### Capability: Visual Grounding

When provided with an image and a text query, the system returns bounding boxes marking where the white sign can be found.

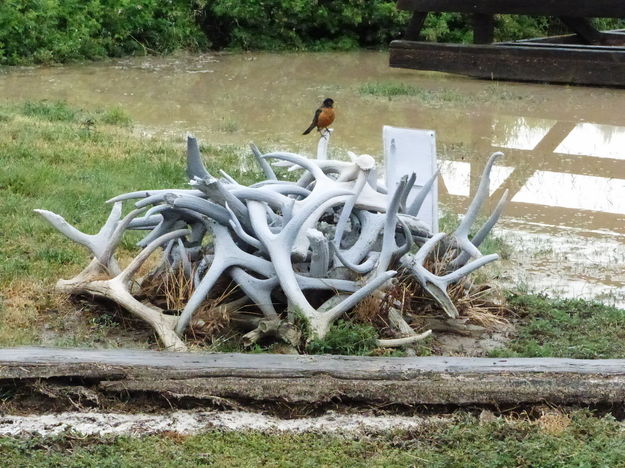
[383,126,438,233]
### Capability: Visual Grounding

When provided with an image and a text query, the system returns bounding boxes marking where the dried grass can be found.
[140,265,195,312]
[412,242,511,327]
[353,294,386,326]
[352,240,511,340]
[0,280,63,345]
[190,283,241,340]
[536,409,572,435]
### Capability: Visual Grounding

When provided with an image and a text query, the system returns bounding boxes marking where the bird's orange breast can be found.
[317,108,335,129]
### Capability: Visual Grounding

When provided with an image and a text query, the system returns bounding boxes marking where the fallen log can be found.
[1,347,624,409]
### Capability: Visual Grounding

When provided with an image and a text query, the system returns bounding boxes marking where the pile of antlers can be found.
[36,136,508,352]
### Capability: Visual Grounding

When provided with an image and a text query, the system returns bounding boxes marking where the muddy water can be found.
[2,51,625,304]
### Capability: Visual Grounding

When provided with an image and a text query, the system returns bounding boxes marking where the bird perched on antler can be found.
[302,98,335,135]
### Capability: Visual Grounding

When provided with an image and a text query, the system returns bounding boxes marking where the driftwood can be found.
[2,347,625,409]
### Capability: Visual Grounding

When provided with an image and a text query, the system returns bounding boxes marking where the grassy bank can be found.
[0,411,623,467]
[0,100,262,348]
[491,294,625,359]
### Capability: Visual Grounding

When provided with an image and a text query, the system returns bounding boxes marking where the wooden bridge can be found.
[389,0,625,86]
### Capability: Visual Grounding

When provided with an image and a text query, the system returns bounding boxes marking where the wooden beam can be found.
[473,13,495,44]
[499,41,625,51]
[559,17,605,45]
[390,40,625,86]
[396,0,625,18]
[500,33,625,47]
[509,30,625,45]
[405,11,428,41]
[2,347,625,408]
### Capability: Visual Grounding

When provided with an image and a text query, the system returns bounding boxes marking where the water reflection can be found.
[450,112,625,306]
[491,116,555,151]
[556,123,625,160]
[512,171,625,215]
[440,161,514,197]
[2,52,625,304]
[442,115,625,216]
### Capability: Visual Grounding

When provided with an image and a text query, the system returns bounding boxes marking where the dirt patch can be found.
[432,327,512,356]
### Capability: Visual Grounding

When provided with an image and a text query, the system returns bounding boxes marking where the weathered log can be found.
[2,347,625,408]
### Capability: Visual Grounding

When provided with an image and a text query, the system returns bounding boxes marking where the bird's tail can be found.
[302,123,315,135]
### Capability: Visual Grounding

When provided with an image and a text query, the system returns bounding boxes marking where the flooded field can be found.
[2,51,625,305]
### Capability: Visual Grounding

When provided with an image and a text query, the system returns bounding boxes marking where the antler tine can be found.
[230,267,280,319]
[399,172,417,213]
[34,201,123,267]
[250,143,277,180]
[470,188,509,249]
[392,218,414,260]
[170,194,230,226]
[333,166,369,248]
[225,202,264,250]
[451,152,503,260]
[375,176,409,277]
[230,187,289,211]
[295,275,359,293]
[219,170,239,185]
[407,168,440,217]
[99,206,148,270]
[176,238,193,278]
[451,188,509,268]
[307,229,331,278]
[118,228,190,286]
[338,211,385,265]
[331,243,380,274]
[191,176,249,224]
[136,206,200,248]
[263,152,326,180]
[186,135,212,180]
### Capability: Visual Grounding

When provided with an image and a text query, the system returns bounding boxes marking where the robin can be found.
[302,98,335,135]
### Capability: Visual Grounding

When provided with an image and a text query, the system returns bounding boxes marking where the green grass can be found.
[306,320,379,356]
[99,106,133,127]
[0,100,264,348]
[359,81,532,108]
[0,411,623,467]
[22,100,78,122]
[491,293,625,359]
[359,82,428,98]
[359,82,467,107]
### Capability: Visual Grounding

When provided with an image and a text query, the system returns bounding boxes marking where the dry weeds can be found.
[535,409,572,435]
